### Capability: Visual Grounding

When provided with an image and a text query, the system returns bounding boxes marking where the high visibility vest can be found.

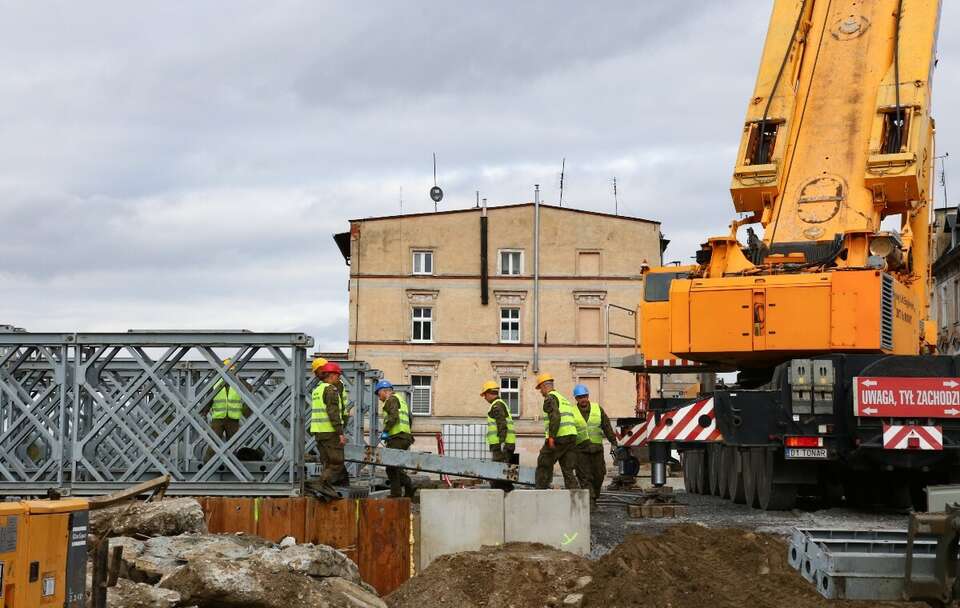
[544,390,578,439]
[587,402,604,445]
[384,394,412,437]
[311,382,342,434]
[211,383,243,420]
[572,404,589,444]
[486,399,517,445]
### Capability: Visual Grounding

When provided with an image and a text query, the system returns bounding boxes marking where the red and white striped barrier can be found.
[618,418,651,447]
[882,424,943,451]
[617,398,722,447]
[644,358,704,368]
[648,397,722,442]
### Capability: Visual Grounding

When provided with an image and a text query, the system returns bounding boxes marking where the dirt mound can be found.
[387,543,591,608]
[581,524,918,608]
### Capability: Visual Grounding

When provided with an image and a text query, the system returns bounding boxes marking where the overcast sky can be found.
[1,2,958,351]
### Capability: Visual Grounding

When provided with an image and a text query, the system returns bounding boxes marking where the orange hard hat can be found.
[535,373,554,388]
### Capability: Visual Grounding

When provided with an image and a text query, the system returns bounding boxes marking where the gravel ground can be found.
[590,488,911,559]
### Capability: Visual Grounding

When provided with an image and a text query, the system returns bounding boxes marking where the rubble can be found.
[254,543,362,584]
[107,578,181,608]
[111,534,271,583]
[158,557,385,608]
[90,497,206,538]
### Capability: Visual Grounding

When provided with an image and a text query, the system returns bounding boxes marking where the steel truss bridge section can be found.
[0,331,380,496]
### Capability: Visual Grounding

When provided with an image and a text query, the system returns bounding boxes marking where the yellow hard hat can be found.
[480,380,499,395]
[311,357,328,373]
[535,372,554,388]
[222,358,233,366]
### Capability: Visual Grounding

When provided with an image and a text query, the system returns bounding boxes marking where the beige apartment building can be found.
[334,202,663,461]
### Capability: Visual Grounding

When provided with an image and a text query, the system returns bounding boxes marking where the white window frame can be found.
[411,307,434,343]
[412,250,434,275]
[499,307,521,343]
[410,375,433,415]
[941,284,950,329]
[499,376,521,417]
[498,249,524,276]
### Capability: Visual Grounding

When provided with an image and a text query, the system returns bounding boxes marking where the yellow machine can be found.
[636,0,940,369]
[0,499,88,608]
[619,0,953,511]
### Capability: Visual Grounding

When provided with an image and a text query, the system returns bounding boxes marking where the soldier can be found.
[533,373,580,490]
[570,385,594,501]
[313,357,351,487]
[572,384,619,507]
[376,380,416,498]
[481,380,516,492]
[201,358,251,462]
[310,361,347,489]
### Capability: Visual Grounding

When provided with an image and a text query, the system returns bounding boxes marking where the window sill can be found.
[410,340,435,345]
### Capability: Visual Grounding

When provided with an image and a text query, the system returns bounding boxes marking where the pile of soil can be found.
[390,525,925,608]
[387,542,590,608]
[581,524,919,608]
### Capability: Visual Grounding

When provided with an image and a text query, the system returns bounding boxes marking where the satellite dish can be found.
[430,186,444,203]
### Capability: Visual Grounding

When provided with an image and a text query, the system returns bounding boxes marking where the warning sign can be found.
[853,376,960,418]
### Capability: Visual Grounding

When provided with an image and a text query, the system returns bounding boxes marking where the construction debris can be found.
[110,534,273,584]
[387,542,591,608]
[90,497,206,539]
[107,578,182,608]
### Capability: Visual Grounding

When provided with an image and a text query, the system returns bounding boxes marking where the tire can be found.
[708,444,722,496]
[682,452,693,493]
[694,450,708,494]
[757,448,797,511]
[743,448,760,508]
[727,447,746,504]
[718,444,732,499]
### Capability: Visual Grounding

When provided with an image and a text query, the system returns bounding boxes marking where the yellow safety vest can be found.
[587,402,603,445]
[384,394,412,437]
[311,382,342,434]
[572,404,589,444]
[544,390,578,439]
[211,382,243,420]
[486,399,517,446]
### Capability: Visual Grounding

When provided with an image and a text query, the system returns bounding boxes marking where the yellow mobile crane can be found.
[620,0,946,509]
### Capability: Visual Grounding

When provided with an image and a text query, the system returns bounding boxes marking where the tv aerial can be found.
[430,153,443,211]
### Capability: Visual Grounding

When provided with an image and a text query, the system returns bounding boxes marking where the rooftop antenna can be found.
[936,152,950,211]
[612,176,619,215]
[475,190,480,209]
[399,186,404,215]
[429,153,443,212]
[558,157,566,207]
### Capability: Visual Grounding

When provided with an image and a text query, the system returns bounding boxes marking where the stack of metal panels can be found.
[789,528,939,600]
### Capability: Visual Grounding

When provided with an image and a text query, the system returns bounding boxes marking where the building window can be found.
[577,306,603,344]
[410,375,432,415]
[954,279,960,325]
[498,250,524,275]
[578,251,601,275]
[941,284,950,329]
[500,376,521,417]
[500,307,520,343]
[412,307,433,342]
[412,250,433,275]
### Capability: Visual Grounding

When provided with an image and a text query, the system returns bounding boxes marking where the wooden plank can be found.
[358,498,410,596]
[310,499,359,564]
[202,497,224,533]
[257,498,307,543]
[219,498,256,535]
[87,475,171,510]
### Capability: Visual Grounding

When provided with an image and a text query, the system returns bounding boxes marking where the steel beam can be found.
[341,445,536,485]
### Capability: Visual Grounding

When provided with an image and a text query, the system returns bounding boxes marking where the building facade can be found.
[933,207,960,355]
[335,203,663,461]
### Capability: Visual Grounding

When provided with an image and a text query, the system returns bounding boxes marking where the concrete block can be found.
[926,484,960,512]
[419,489,504,568]
[504,489,590,556]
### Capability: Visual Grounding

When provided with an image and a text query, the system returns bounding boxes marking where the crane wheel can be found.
[742,448,760,508]
[708,444,722,496]
[726,447,746,504]
[756,447,797,510]
[718,445,732,499]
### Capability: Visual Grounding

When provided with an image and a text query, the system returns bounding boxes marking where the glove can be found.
[379,431,389,442]
[547,437,555,449]
[339,434,347,446]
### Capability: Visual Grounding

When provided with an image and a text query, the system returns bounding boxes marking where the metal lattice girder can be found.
[340,445,537,485]
[0,331,323,495]
[0,341,70,487]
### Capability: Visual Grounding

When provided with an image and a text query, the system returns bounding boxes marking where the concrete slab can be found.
[504,489,590,555]
[419,489,505,568]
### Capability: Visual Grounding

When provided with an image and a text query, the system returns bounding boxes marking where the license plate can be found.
[785,447,828,460]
